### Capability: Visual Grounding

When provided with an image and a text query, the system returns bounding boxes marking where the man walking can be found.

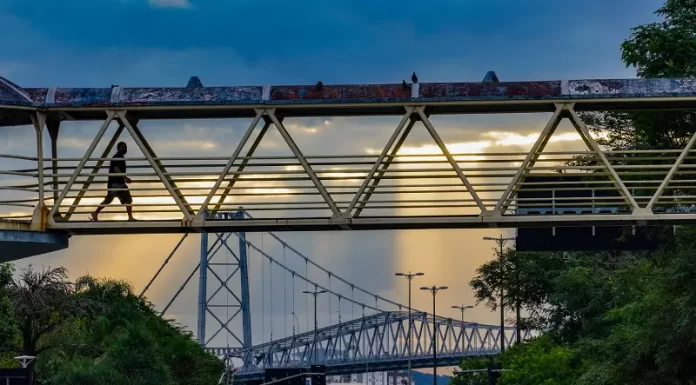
[90,142,136,221]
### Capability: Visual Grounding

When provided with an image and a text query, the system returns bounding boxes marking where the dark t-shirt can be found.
[108,153,126,186]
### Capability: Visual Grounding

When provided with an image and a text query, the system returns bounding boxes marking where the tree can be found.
[0,264,15,352]
[573,227,696,384]
[38,275,224,385]
[450,357,497,385]
[7,266,96,356]
[584,0,696,153]
[498,336,584,385]
[469,249,566,334]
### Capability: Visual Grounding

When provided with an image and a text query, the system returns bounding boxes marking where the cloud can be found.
[147,0,192,8]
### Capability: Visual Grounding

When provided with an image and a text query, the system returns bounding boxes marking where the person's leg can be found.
[91,192,115,220]
[118,186,135,221]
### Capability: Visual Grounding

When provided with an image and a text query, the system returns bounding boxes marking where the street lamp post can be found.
[483,235,515,353]
[395,271,424,385]
[291,312,300,336]
[420,285,448,385]
[451,304,473,353]
[303,288,327,363]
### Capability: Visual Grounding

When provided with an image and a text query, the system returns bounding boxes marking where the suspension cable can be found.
[269,254,273,343]
[328,273,332,326]
[236,233,382,311]
[292,272,296,335]
[351,286,354,321]
[226,235,230,348]
[283,245,287,340]
[261,233,265,343]
[305,259,309,333]
[243,212,417,312]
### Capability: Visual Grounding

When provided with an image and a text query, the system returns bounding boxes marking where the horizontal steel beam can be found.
[1,77,696,124]
[232,355,492,382]
[46,213,696,234]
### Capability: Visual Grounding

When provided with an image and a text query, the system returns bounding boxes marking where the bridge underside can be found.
[232,353,493,382]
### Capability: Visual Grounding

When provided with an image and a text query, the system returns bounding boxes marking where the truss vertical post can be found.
[237,210,253,353]
[198,212,210,345]
[46,119,60,206]
[29,112,47,229]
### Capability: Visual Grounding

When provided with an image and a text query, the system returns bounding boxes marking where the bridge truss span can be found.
[221,310,529,380]
[2,75,696,240]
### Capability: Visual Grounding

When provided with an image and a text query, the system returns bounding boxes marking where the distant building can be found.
[327,370,409,385]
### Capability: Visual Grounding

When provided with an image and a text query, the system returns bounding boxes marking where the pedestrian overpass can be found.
[1,74,696,261]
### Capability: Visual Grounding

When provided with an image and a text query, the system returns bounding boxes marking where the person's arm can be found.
[112,165,132,184]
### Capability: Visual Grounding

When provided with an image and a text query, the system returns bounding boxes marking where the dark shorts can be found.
[103,183,133,205]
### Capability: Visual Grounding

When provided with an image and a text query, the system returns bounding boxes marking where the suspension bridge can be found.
[1,72,696,380]
[138,210,528,382]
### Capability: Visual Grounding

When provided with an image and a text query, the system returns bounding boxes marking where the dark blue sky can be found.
[1,0,663,87]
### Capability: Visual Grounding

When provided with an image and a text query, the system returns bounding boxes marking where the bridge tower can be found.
[197,210,252,354]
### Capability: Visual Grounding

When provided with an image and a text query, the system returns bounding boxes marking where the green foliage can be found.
[469,249,566,331]
[583,0,696,153]
[621,0,696,78]
[449,357,496,385]
[498,336,584,385]
[0,264,15,352]
[0,264,223,385]
[466,226,696,384]
[37,275,224,385]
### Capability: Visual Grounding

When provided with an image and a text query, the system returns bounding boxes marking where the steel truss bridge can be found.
[1,74,696,246]
[221,310,528,381]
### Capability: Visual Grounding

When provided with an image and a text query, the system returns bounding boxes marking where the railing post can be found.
[30,112,47,230]
[198,210,209,345]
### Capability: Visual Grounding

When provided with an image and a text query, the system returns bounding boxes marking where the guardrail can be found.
[2,149,696,224]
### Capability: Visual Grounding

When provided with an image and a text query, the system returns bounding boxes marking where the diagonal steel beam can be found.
[353,115,422,217]
[266,109,342,218]
[345,108,413,216]
[118,111,194,219]
[211,119,274,215]
[494,105,564,214]
[65,122,127,220]
[645,129,696,211]
[49,111,116,218]
[416,107,488,214]
[567,107,640,211]
[199,111,263,215]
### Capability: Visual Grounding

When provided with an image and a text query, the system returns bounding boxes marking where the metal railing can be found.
[3,149,696,223]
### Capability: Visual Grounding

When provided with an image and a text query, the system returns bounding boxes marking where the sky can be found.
[0,0,666,363]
